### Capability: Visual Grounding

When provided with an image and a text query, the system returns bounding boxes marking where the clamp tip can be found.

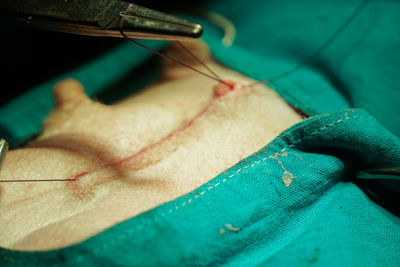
[0,138,9,171]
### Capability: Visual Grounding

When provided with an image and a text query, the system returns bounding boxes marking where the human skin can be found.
[0,41,304,250]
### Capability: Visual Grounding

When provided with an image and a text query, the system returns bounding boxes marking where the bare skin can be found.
[0,41,304,251]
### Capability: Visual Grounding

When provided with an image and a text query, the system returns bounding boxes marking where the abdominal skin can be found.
[67,80,247,199]
[0,43,304,250]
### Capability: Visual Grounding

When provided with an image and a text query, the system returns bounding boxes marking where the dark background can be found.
[0,0,207,106]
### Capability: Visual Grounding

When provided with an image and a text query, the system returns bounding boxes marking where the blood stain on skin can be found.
[67,171,95,199]
[68,178,95,200]
[214,80,237,97]
[73,171,90,181]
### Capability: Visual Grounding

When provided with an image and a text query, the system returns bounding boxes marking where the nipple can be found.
[214,80,244,97]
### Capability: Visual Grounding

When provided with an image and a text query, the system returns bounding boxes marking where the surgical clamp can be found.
[0,0,203,40]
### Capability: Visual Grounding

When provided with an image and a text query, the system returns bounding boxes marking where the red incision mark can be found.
[73,171,90,181]
[68,171,98,199]
[214,80,237,97]
[62,84,227,186]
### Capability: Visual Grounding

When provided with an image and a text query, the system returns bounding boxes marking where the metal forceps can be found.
[0,0,203,171]
[0,139,8,171]
[0,0,203,40]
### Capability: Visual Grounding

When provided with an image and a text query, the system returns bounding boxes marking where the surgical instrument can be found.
[0,0,203,40]
[0,139,8,171]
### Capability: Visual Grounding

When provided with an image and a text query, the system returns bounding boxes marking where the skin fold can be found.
[0,40,304,251]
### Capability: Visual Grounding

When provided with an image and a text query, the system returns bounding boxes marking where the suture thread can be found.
[119,4,229,86]
[248,0,369,87]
